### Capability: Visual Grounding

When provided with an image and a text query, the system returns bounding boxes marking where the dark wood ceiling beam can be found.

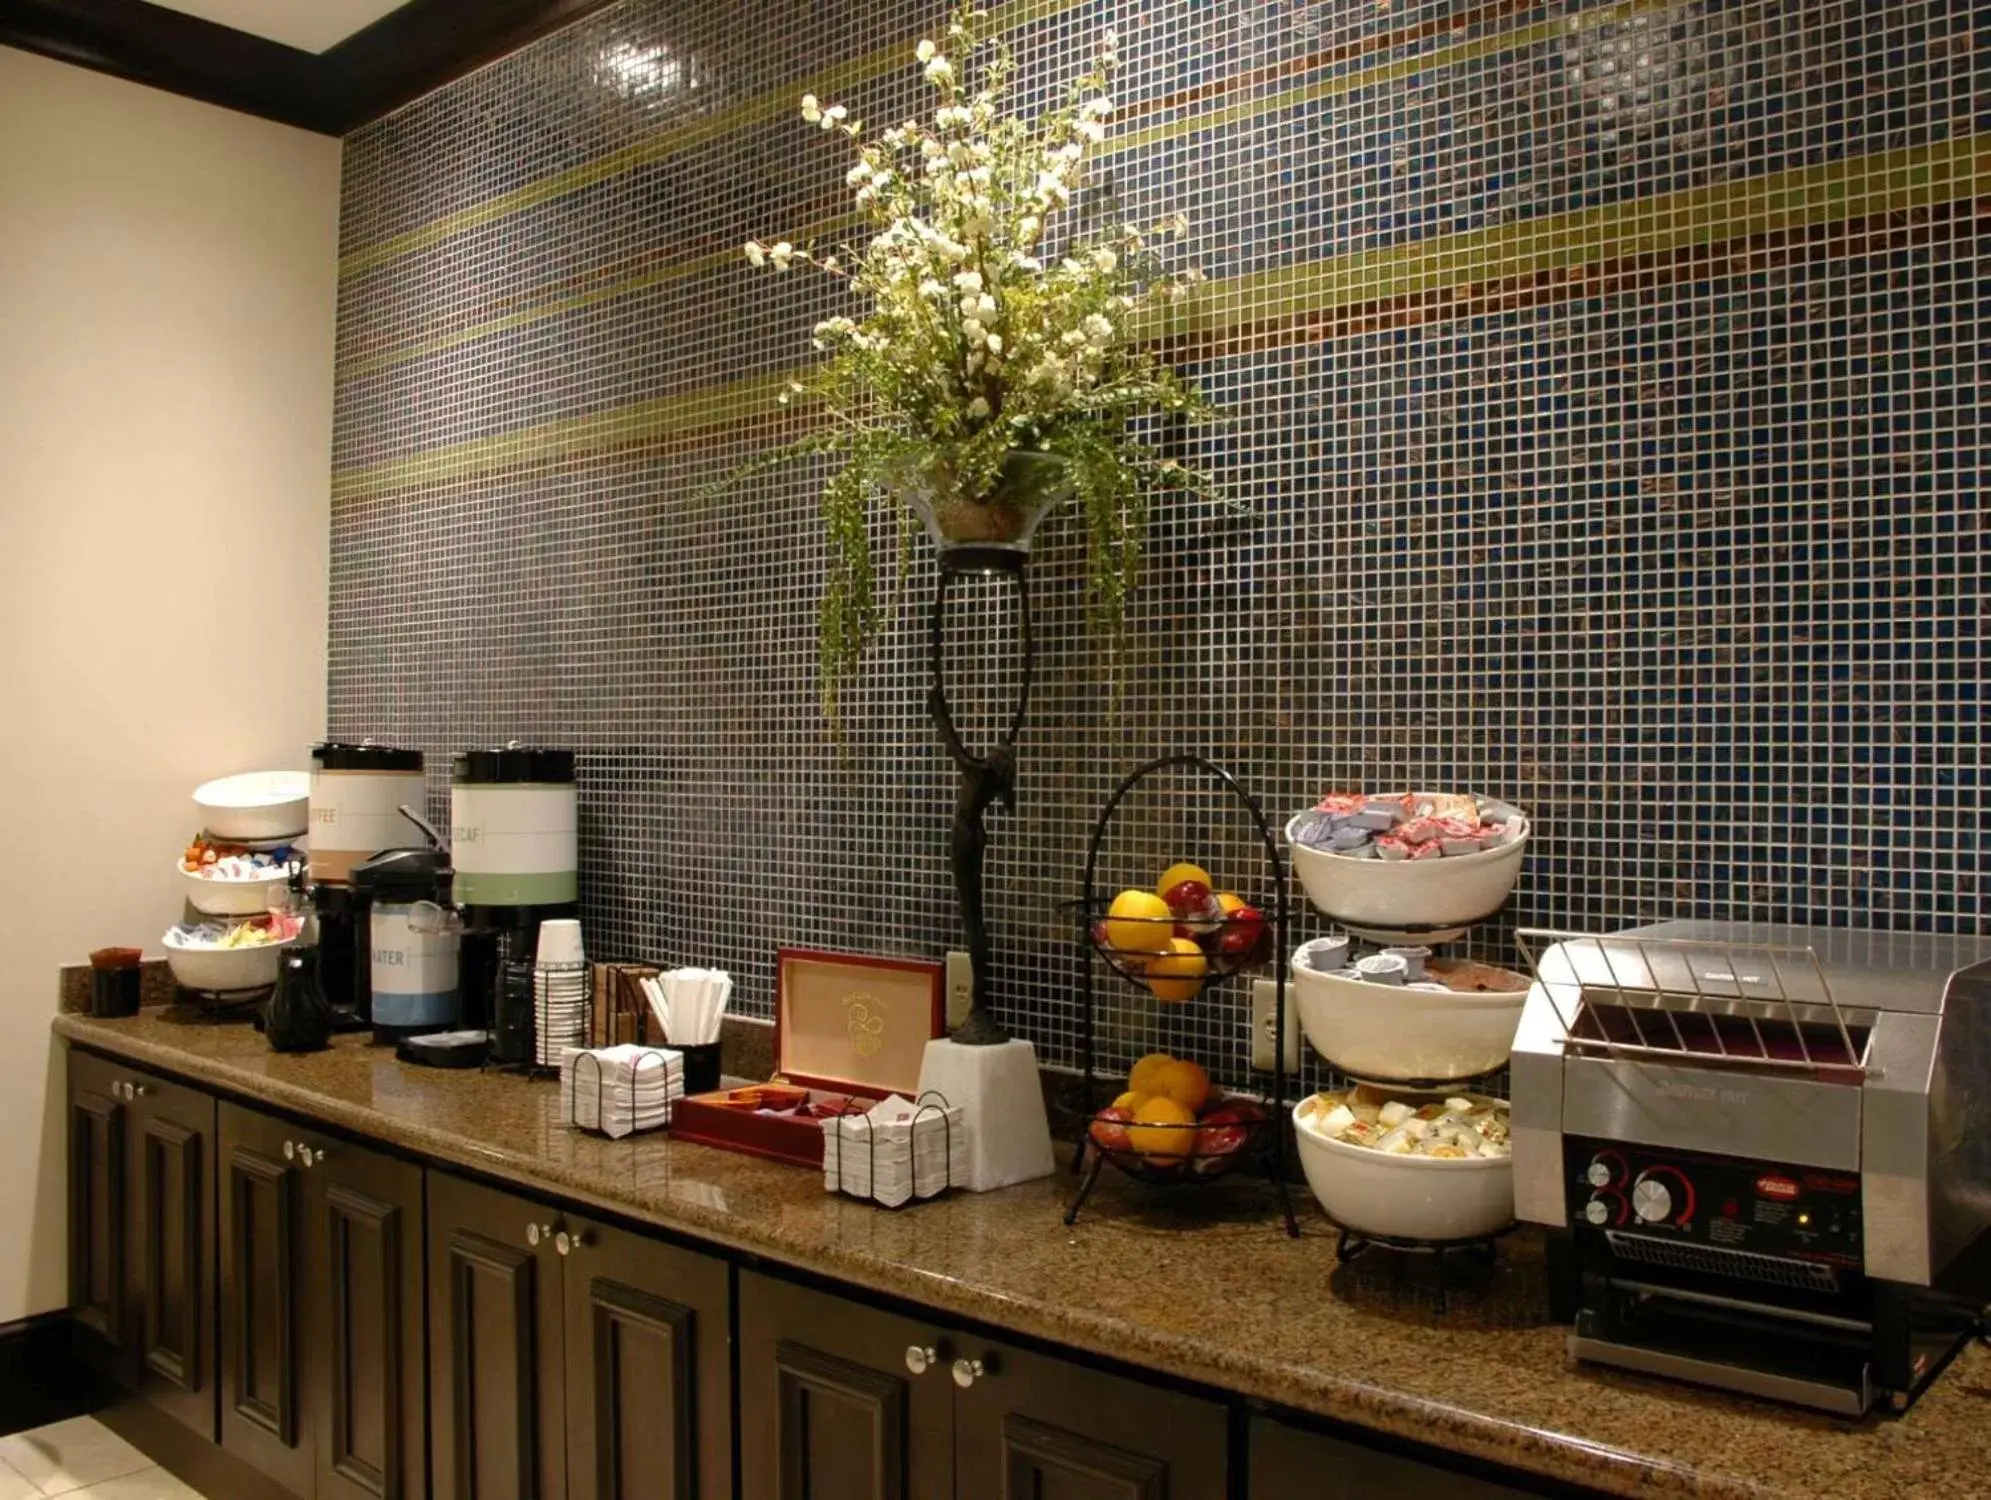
[0,0,621,137]
[0,0,335,131]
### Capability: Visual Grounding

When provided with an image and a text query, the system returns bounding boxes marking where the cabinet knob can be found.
[132,1084,150,1098]
[527,1222,555,1248]
[283,1141,297,1161]
[951,1357,986,1389]
[905,1345,938,1376]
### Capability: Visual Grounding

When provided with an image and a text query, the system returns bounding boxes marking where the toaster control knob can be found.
[1586,1159,1612,1188]
[1584,1198,1610,1226]
[1632,1176,1674,1224]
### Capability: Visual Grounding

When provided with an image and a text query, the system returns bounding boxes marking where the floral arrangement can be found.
[739,3,1216,720]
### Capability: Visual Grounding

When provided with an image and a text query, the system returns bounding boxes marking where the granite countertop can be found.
[52,1012,1991,1500]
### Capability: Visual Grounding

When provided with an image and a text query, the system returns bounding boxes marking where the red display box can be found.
[670,948,944,1170]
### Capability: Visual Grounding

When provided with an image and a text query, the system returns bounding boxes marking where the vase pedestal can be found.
[918,1038,1055,1192]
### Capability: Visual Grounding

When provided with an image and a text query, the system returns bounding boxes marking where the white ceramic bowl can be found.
[194,771,309,842]
[1292,1096,1515,1241]
[176,857,294,917]
[1291,940,1527,1084]
[1285,800,1529,943]
[162,926,293,992]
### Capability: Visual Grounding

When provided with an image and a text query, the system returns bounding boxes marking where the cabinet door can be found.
[737,1270,952,1500]
[67,1051,129,1357]
[219,1104,311,1496]
[952,1337,1228,1500]
[128,1071,219,1440]
[307,1129,426,1500]
[428,1172,567,1500]
[562,1217,730,1500]
[1249,1416,1536,1499]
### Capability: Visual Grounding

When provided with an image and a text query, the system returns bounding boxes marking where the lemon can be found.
[1127,1053,1175,1096]
[1150,1058,1211,1113]
[1144,936,1209,1003]
[1111,1089,1149,1112]
[1104,889,1174,955]
[1128,1097,1197,1163]
[1156,862,1213,897]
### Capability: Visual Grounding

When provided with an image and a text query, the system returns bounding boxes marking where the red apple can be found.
[1192,1106,1251,1173]
[1089,1106,1136,1157]
[1218,903,1267,961]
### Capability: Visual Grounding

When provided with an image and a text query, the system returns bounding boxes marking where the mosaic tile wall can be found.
[330,0,1989,1099]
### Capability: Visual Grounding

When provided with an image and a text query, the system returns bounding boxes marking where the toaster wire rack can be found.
[1514,929,1872,1078]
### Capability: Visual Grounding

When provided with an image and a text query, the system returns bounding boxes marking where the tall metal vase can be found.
[917,451,1068,1045]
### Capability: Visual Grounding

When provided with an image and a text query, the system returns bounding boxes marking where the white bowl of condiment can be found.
[1285,797,1529,943]
[1291,939,1529,1084]
[162,921,297,992]
[176,854,296,917]
[1293,1090,1515,1241]
[194,771,309,842]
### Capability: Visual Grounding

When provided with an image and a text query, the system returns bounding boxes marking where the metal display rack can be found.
[1066,754,1299,1236]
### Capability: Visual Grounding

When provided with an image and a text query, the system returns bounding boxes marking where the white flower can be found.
[820,104,848,130]
[743,240,766,267]
[1034,171,1070,205]
[822,256,841,274]
[919,278,946,298]
[847,161,872,185]
[985,332,1004,356]
[1018,215,1040,241]
[1014,255,1042,272]
[966,350,985,374]
[916,38,937,63]
[968,396,991,420]
[962,319,987,346]
[800,93,821,122]
[952,270,983,293]
[1082,313,1113,343]
[1056,142,1084,165]
[1077,120,1105,143]
[770,242,796,271]
[973,294,997,320]
[1082,96,1115,122]
[1092,247,1117,272]
[925,56,955,85]
[1060,329,1087,349]
[1162,211,1190,237]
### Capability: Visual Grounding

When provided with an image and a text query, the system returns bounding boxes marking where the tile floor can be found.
[0,1417,203,1499]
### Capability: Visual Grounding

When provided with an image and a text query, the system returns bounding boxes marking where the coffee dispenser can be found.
[307,740,426,1028]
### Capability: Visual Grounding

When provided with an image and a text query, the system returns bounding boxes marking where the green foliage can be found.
[740,2,1218,722]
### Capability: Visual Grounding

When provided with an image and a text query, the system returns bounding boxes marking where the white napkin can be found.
[560,1045,684,1139]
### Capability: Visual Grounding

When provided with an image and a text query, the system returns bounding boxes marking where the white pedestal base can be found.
[917,1038,1055,1192]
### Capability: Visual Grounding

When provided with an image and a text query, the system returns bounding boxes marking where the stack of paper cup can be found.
[533,919,590,1066]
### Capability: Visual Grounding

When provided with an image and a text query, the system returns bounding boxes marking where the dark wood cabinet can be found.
[68,1051,219,1441]
[953,1335,1226,1500]
[218,1103,426,1500]
[427,1175,733,1500]
[742,1272,1224,1500]
[311,1135,426,1500]
[68,1051,129,1354]
[430,1174,563,1500]
[738,1270,953,1500]
[1250,1415,1537,1498]
[562,1215,731,1500]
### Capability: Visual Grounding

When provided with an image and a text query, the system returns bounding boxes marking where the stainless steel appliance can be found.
[1512,920,1991,1414]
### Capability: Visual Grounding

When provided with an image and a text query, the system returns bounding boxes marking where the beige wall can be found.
[0,48,339,1321]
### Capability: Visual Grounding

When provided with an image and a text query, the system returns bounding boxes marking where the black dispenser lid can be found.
[452,744,575,784]
[313,740,424,772]
[349,847,453,901]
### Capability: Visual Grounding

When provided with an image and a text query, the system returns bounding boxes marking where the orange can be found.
[1111,1089,1149,1112]
[1150,1059,1212,1113]
[1156,862,1213,897]
[1127,1097,1197,1162]
[1127,1053,1174,1096]
[1104,889,1174,955]
[1144,936,1209,1003]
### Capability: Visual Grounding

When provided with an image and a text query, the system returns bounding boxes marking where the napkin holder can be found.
[561,1046,680,1138]
[823,1092,964,1207]
[671,949,943,1169]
